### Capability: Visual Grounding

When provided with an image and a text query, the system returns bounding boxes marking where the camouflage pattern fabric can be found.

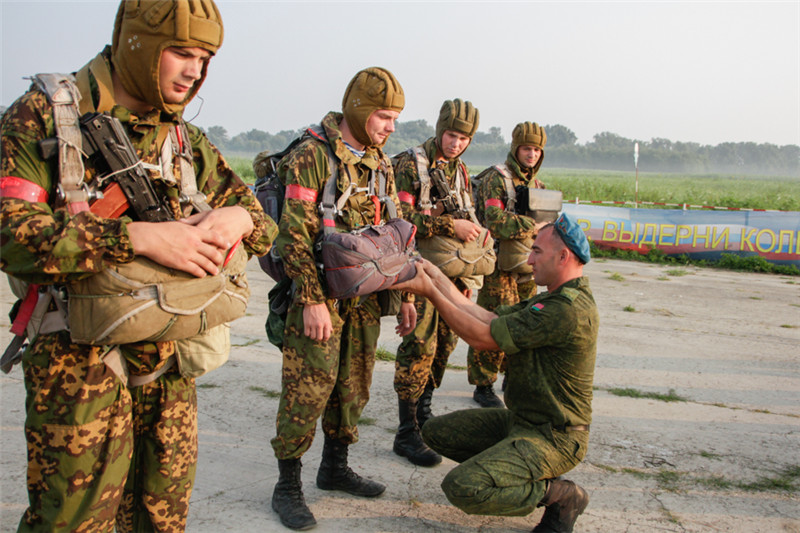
[421,277,598,516]
[1,49,276,532]
[467,269,536,386]
[271,294,382,458]
[393,139,472,399]
[469,152,544,387]
[271,112,401,459]
[394,295,458,399]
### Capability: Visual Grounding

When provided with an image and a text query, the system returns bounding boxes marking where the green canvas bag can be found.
[67,245,250,345]
[416,228,496,278]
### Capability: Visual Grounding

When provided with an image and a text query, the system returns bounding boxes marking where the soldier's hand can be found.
[392,262,431,296]
[395,301,417,336]
[303,302,333,342]
[181,206,254,245]
[128,221,227,277]
[454,219,481,243]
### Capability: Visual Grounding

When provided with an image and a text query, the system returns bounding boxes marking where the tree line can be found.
[204,121,799,176]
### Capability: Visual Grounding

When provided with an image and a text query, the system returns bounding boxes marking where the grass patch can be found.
[699,450,722,460]
[607,387,688,402]
[248,385,280,399]
[197,383,220,389]
[446,363,467,371]
[739,465,800,492]
[612,464,800,494]
[623,305,636,312]
[232,338,260,347]
[608,272,625,282]
[656,275,670,281]
[375,346,396,362]
[358,417,377,426]
[780,324,797,329]
[665,268,690,277]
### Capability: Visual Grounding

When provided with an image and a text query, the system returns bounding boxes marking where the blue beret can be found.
[554,213,591,264]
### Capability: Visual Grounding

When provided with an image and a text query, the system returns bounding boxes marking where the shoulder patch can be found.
[530,302,544,311]
[561,287,580,301]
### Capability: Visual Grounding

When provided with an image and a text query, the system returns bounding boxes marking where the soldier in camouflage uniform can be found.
[391,99,482,467]
[270,67,415,531]
[0,1,277,532]
[395,213,597,533]
[468,122,548,408]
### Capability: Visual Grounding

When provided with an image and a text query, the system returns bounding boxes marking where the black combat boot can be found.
[416,379,435,428]
[473,384,504,408]
[393,397,442,467]
[531,479,590,533]
[272,458,317,531]
[316,435,385,497]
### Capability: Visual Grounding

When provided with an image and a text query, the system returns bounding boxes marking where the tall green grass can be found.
[538,168,800,211]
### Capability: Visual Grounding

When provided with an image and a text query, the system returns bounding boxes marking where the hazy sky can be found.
[2,1,799,147]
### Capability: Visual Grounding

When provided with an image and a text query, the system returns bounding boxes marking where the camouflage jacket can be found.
[275,111,402,306]
[477,152,544,242]
[0,48,277,286]
[393,137,471,239]
[490,276,598,428]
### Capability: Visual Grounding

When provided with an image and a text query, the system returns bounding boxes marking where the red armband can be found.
[485,198,505,210]
[285,184,319,203]
[0,176,49,203]
[397,191,415,206]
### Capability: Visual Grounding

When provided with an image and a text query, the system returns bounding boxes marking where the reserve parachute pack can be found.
[404,146,495,281]
[473,164,563,274]
[1,73,247,380]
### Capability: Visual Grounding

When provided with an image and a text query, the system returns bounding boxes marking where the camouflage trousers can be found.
[271,293,381,460]
[393,295,459,401]
[467,270,536,386]
[17,331,197,533]
[421,408,588,517]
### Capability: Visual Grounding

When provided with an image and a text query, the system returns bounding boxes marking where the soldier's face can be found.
[159,46,211,104]
[516,145,542,169]
[366,109,400,146]
[528,226,563,287]
[439,130,471,160]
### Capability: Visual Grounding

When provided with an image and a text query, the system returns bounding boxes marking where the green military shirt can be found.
[477,152,544,242]
[275,111,401,306]
[490,276,598,428]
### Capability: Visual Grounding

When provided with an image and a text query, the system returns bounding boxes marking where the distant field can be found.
[537,168,800,212]
[229,157,799,212]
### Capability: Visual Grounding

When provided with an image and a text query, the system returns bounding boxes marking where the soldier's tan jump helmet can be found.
[342,67,405,148]
[435,98,479,157]
[511,122,547,173]
[111,0,224,114]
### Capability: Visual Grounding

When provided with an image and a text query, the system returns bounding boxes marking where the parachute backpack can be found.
[0,73,247,381]
[253,125,334,281]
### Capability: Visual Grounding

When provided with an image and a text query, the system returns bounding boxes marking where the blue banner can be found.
[562,204,800,267]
